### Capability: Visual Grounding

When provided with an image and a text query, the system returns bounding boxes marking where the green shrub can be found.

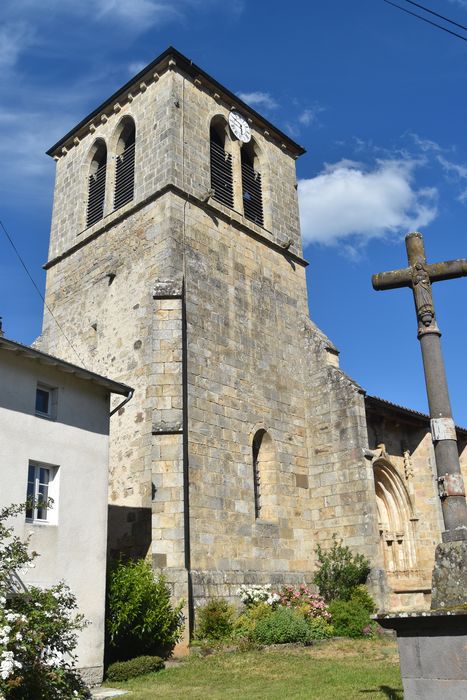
[106,655,164,681]
[313,536,371,602]
[195,599,235,641]
[106,559,184,661]
[253,607,314,645]
[328,587,375,638]
[349,585,376,614]
[307,616,334,640]
[234,601,273,638]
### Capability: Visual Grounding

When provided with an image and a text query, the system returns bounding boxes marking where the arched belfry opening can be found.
[86,140,107,228]
[210,117,234,208]
[252,429,276,520]
[373,460,417,577]
[241,139,264,227]
[114,118,136,210]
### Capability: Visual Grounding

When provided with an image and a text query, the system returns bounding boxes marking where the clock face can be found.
[229,111,251,143]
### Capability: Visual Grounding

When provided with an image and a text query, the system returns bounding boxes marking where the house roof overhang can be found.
[0,336,133,397]
[365,394,467,438]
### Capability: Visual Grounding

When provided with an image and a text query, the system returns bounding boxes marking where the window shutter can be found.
[114,140,135,210]
[210,139,234,208]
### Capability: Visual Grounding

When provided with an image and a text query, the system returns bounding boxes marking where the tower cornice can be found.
[46,46,306,160]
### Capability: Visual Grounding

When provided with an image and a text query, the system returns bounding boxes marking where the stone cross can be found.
[372,232,467,542]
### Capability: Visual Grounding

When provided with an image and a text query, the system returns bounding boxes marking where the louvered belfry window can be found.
[241,143,264,227]
[210,123,234,208]
[86,142,107,228]
[114,120,136,211]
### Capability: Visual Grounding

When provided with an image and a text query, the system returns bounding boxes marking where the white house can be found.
[0,336,132,684]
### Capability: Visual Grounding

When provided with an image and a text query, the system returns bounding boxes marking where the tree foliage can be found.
[106,559,184,661]
[313,535,371,602]
[0,503,90,699]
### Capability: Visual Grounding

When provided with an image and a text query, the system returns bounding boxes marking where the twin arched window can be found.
[210,116,264,227]
[86,117,136,229]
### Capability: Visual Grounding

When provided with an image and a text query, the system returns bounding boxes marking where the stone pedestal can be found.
[431,540,467,609]
[377,611,467,700]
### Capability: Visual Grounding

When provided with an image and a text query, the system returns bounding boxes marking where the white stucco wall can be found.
[0,351,112,684]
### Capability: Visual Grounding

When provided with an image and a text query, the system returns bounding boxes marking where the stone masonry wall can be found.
[304,326,381,570]
[178,196,314,600]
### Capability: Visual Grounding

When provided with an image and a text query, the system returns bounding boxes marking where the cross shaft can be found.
[372,232,467,541]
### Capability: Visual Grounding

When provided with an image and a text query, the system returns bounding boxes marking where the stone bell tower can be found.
[39,47,382,626]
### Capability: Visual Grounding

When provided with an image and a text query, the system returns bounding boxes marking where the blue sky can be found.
[1,0,467,425]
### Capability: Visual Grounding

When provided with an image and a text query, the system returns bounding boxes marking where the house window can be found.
[26,463,57,522]
[35,384,57,419]
[241,140,264,227]
[210,118,234,208]
[87,140,107,228]
[114,118,136,211]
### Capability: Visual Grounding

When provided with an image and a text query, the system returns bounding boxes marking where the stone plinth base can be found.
[79,664,104,687]
[431,540,467,609]
[377,611,467,700]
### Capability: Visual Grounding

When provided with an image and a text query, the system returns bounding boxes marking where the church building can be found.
[37,47,467,633]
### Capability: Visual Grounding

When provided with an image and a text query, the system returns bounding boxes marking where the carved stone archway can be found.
[372,450,418,578]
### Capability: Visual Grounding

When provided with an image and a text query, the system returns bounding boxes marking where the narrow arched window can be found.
[252,429,275,520]
[252,430,264,519]
[87,140,107,228]
[210,119,234,208]
[114,118,136,210]
[241,140,263,227]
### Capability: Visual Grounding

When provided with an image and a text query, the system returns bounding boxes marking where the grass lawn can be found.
[104,638,403,699]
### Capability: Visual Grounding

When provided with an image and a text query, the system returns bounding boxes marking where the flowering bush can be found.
[236,584,275,608]
[277,584,332,622]
[0,503,90,699]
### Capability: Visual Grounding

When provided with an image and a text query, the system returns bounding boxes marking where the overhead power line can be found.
[403,0,467,32]
[383,0,467,43]
[0,219,86,367]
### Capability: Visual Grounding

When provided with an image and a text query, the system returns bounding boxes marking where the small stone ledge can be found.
[153,279,183,299]
[152,420,183,434]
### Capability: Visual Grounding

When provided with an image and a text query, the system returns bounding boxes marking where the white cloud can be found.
[410,133,444,154]
[298,105,324,127]
[437,155,467,179]
[298,109,315,126]
[2,0,242,32]
[95,0,181,28]
[237,91,278,110]
[298,159,438,247]
[0,22,34,70]
[128,61,147,75]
